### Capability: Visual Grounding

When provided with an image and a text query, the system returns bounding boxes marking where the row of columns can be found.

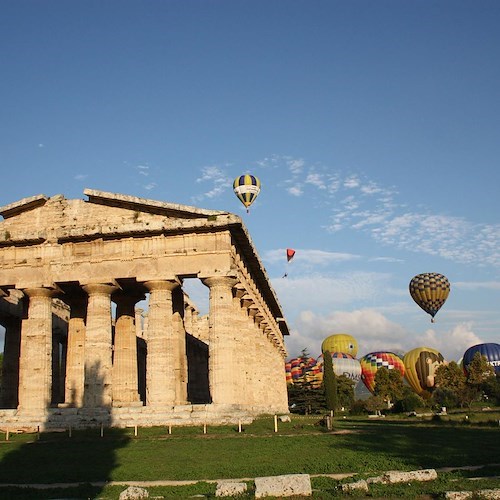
[5,275,287,416]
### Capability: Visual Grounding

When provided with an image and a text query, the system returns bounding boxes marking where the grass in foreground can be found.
[0,413,498,498]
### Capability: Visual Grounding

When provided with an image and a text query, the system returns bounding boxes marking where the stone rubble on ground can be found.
[254,473,312,498]
[367,468,438,484]
[215,480,248,497]
[119,485,149,499]
[445,490,500,499]
[341,479,369,492]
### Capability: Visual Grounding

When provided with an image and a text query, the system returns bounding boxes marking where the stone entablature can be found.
[0,190,289,429]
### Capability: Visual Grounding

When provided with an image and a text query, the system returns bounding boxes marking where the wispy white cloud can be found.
[259,154,500,268]
[136,165,149,176]
[74,174,88,181]
[264,248,360,265]
[287,185,303,197]
[192,165,233,202]
[344,175,360,189]
[143,182,157,190]
[305,172,326,189]
[454,281,500,290]
[272,272,396,319]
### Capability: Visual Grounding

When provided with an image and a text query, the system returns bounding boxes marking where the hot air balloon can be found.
[409,272,450,322]
[360,351,405,393]
[317,352,362,383]
[321,334,358,357]
[286,356,317,385]
[403,347,445,395]
[233,174,261,212]
[463,343,500,375]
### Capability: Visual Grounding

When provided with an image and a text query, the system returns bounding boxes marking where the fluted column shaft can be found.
[113,293,142,405]
[64,296,87,407]
[144,280,178,407]
[17,287,56,414]
[82,283,116,408]
[203,276,238,405]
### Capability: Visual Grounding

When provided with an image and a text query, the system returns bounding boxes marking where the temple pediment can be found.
[0,189,241,244]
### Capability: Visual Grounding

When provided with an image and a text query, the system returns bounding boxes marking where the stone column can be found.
[144,280,179,407]
[112,293,143,406]
[82,283,117,408]
[17,287,57,415]
[234,289,252,405]
[172,286,188,405]
[0,315,22,408]
[63,295,87,407]
[202,276,239,406]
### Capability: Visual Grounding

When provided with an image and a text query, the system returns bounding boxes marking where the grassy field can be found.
[0,411,499,498]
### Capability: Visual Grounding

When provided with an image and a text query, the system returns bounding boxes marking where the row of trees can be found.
[287,350,500,415]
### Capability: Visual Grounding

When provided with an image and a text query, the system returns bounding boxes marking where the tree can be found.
[433,361,468,408]
[373,367,404,407]
[364,395,386,415]
[466,351,495,386]
[434,362,466,391]
[336,375,355,410]
[463,352,496,406]
[287,383,325,415]
[393,386,426,413]
[323,350,337,413]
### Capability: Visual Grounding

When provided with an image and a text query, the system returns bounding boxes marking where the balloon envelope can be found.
[285,356,317,385]
[409,272,450,320]
[360,351,405,393]
[317,352,362,383]
[463,343,500,375]
[233,174,261,210]
[321,334,358,357]
[403,347,445,395]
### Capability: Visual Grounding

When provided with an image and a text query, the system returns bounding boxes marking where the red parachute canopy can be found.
[286,248,296,262]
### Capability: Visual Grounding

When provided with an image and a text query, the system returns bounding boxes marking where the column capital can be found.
[143,279,181,292]
[23,286,59,299]
[202,276,239,289]
[82,283,118,296]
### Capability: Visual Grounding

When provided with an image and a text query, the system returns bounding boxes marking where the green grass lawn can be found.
[0,413,499,498]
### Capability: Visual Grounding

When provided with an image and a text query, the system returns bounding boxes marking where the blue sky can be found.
[1,0,499,362]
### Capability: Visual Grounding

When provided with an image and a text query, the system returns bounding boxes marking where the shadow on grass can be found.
[0,362,131,499]
[333,419,500,470]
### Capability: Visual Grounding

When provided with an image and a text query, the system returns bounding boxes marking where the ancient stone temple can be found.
[0,189,289,429]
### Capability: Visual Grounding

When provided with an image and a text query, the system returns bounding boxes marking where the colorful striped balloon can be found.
[360,351,405,393]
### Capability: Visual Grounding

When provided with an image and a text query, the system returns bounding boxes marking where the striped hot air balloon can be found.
[233,174,261,212]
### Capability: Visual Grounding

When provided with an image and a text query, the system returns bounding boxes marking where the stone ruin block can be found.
[254,473,312,498]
